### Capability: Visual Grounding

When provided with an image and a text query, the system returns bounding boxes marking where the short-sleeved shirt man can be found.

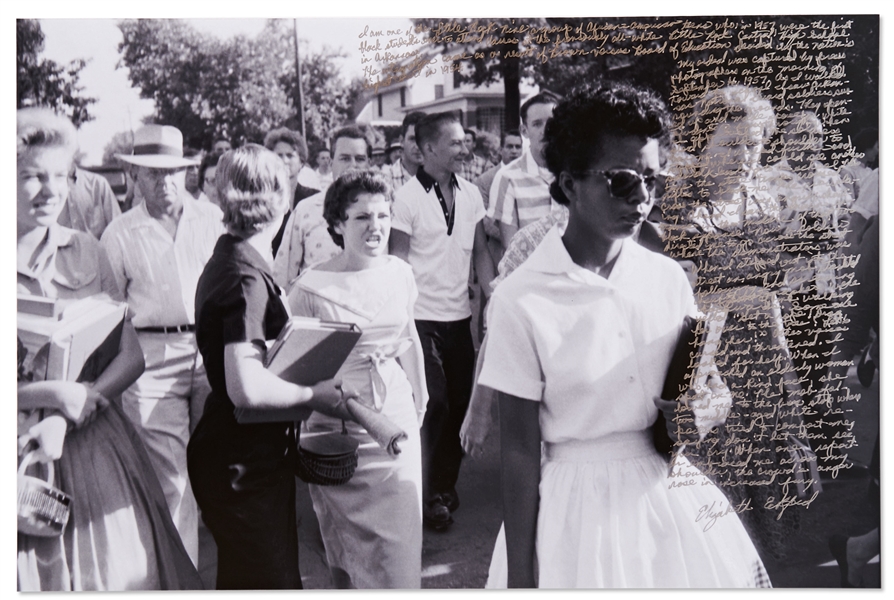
[392,168,486,322]
[459,154,490,183]
[272,190,343,289]
[100,194,225,328]
[478,227,696,444]
[487,149,554,231]
[58,168,122,240]
[382,158,414,194]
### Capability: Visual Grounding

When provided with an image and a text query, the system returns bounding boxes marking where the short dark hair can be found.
[198,152,220,189]
[463,128,476,141]
[401,111,427,139]
[543,82,670,205]
[330,126,371,158]
[415,112,460,150]
[501,129,522,146]
[323,169,393,249]
[263,127,309,162]
[520,91,561,125]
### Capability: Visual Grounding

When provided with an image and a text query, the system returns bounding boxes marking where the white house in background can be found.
[356,48,538,135]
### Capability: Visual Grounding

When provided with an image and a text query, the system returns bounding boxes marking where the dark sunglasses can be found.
[581,169,667,200]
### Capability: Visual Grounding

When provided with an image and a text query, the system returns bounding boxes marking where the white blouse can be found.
[478,227,697,444]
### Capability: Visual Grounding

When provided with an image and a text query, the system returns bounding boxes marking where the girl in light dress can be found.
[287,169,428,588]
[478,84,770,588]
[16,107,202,591]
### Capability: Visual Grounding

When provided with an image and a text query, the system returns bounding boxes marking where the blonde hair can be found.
[17,107,77,159]
[686,86,776,156]
[215,144,291,238]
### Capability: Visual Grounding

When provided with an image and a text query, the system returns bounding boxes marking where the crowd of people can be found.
[16,73,879,590]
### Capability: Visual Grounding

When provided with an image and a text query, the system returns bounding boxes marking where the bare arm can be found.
[473,221,496,300]
[223,341,353,420]
[90,322,145,400]
[389,229,411,263]
[18,380,108,426]
[500,391,541,588]
[498,222,519,253]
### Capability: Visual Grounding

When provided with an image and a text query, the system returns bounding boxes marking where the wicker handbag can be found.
[17,451,72,537]
[294,426,359,486]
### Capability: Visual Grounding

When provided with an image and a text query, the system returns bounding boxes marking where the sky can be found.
[38,17,411,165]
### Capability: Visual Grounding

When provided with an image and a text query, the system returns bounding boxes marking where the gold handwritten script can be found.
[357,16,873,529]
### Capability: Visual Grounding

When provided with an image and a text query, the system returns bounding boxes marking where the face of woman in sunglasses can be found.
[562,135,661,244]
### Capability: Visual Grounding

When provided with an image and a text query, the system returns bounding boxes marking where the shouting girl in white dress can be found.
[288,170,428,588]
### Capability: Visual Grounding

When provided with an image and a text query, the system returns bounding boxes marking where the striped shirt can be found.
[487,149,554,230]
[100,195,225,328]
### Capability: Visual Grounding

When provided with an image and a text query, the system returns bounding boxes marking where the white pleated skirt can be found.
[486,430,770,589]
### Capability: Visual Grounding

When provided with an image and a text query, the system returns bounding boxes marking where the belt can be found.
[135,324,196,334]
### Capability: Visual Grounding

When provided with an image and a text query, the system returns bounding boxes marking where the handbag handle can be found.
[17,450,55,487]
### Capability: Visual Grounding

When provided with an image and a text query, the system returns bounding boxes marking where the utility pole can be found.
[293,19,306,136]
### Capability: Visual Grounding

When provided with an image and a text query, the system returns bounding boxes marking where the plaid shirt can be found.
[459,154,490,183]
[381,159,414,194]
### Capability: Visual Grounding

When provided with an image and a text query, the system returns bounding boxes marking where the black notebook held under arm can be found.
[233,316,363,424]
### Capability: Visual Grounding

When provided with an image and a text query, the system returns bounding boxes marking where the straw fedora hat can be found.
[117,125,199,169]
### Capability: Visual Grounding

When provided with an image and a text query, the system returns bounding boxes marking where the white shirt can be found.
[297,165,321,190]
[392,170,486,322]
[100,195,225,328]
[478,227,696,444]
[273,189,342,289]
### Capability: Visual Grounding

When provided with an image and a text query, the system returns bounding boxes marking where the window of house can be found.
[377,94,383,117]
[400,87,406,107]
[434,85,444,99]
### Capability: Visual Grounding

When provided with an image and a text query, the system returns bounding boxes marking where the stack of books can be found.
[17,294,127,383]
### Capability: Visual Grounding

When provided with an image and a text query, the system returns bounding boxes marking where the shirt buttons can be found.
[628,376,636,383]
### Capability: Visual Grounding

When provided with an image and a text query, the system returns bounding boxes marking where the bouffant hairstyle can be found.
[215,144,291,238]
[323,169,393,249]
[543,82,671,205]
[263,127,309,162]
[17,107,78,159]
[685,85,776,157]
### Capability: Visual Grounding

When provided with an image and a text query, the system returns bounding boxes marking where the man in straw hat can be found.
[100,124,226,569]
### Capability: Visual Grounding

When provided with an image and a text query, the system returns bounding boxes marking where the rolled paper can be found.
[346,398,408,456]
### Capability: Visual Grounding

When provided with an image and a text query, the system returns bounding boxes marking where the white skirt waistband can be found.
[543,430,656,463]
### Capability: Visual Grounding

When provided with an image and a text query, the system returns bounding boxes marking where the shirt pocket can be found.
[51,262,98,293]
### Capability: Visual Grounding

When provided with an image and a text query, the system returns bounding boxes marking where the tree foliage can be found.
[411,16,878,142]
[17,19,96,127]
[117,19,364,151]
[101,130,135,166]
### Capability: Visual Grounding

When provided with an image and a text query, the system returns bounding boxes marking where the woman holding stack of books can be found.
[16,107,202,590]
[187,144,355,590]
